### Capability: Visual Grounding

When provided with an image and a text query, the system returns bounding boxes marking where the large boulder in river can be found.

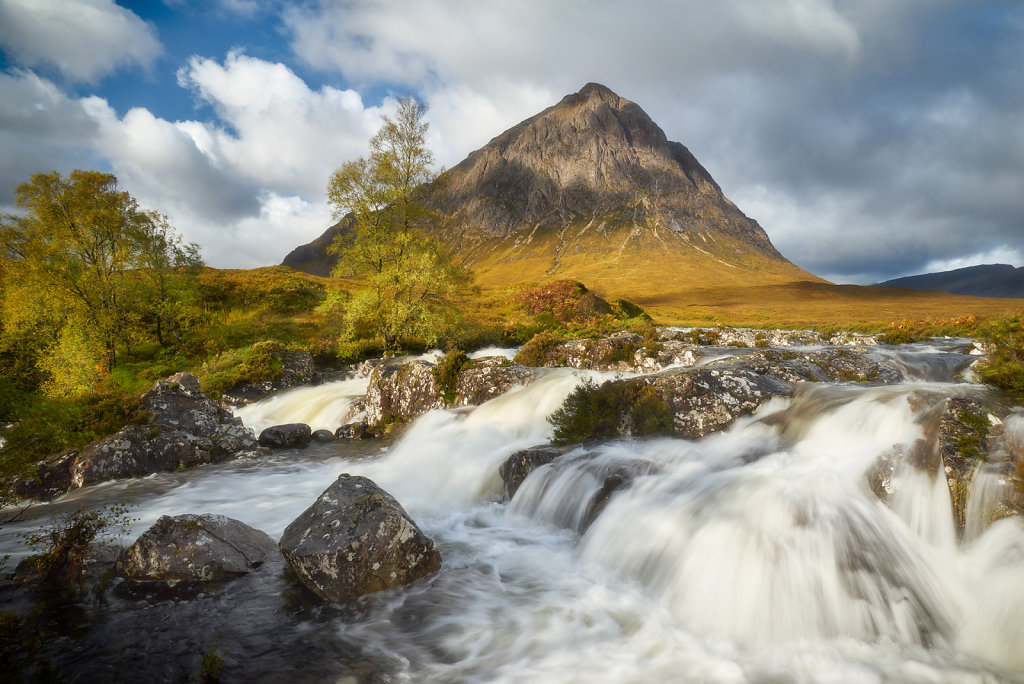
[363,356,535,424]
[364,361,446,425]
[279,474,442,603]
[116,514,276,582]
[13,373,258,501]
[258,423,312,448]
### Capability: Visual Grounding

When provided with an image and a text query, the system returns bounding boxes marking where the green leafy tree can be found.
[0,170,202,395]
[326,97,469,353]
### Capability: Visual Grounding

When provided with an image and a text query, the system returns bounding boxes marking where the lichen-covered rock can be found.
[363,357,536,425]
[715,348,904,385]
[13,373,257,501]
[515,332,699,373]
[659,326,878,348]
[551,366,792,444]
[278,474,442,603]
[649,367,793,438]
[453,357,534,406]
[364,361,446,425]
[866,393,1020,534]
[221,349,318,407]
[258,423,312,449]
[116,514,276,582]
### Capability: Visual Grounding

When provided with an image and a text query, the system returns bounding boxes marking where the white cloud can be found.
[0,57,388,268]
[177,51,387,198]
[0,0,161,82]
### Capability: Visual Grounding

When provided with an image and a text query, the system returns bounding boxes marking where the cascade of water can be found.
[343,368,612,514]
[963,464,1010,543]
[232,376,369,432]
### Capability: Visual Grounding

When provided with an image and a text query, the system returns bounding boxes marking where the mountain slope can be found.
[284,83,821,293]
[875,264,1024,299]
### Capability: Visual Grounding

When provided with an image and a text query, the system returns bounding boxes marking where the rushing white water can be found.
[232,376,369,432]
[3,344,1024,683]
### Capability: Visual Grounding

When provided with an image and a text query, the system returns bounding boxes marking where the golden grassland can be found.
[201,258,1022,337]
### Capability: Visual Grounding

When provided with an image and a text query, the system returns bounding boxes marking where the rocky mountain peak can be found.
[284,83,808,286]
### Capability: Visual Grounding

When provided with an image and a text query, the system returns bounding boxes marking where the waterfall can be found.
[4,343,1024,682]
[232,376,369,433]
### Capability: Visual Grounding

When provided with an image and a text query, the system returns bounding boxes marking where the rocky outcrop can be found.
[660,327,878,348]
[279,474,442,603]
[453,357,534,406]
[116,514,277,582]
[364,362,446,425]
[648,367,793,438]
[515,331,700,373]
[258,423,312,449]
[866,394,1022,533]
[221,349,318,407]
[364,356,534,425]
[14,373,258,501]
[713,348,903,384]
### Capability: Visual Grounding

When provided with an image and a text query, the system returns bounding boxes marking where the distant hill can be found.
[875,264,1024,298]
[283,82,821,295]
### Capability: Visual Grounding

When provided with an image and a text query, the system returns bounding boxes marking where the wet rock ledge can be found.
[13,373,259,501]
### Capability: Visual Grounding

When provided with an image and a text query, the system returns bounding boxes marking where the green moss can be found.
[955,409,991,460]
[432,350,471,404]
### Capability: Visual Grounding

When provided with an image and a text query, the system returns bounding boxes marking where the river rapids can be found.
[2,339,1024,683]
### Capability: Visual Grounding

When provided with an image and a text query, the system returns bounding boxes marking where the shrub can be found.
[611,298,651,321]
[514,331,567,367]
[514,280,611,325]
[550,379,674,444]
[432,350,471,403]
[20,504,133,593]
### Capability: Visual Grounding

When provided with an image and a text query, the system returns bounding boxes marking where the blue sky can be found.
[0,0,1022,284]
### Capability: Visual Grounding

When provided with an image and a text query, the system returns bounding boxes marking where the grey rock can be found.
[498,444,575,500]
[335,422,373,440]
[258,423,312,449]
[279,474,442,603]
[116,514,276,582]
[364,361,445,425]
[312,429,336,443]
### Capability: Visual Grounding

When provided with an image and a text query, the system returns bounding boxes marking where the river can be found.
[2,339,1023,683]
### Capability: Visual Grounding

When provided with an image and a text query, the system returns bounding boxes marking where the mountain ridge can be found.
[875,264,1024,299]
[283,83,821,292]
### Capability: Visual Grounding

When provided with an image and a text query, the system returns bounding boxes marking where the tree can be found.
[326,97,469,353]
[0,170,202,395]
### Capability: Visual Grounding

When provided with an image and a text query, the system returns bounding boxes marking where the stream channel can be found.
[2,339,1024,682]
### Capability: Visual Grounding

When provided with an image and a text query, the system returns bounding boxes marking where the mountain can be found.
[283,83,821,299]
[875,264,1024,298]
